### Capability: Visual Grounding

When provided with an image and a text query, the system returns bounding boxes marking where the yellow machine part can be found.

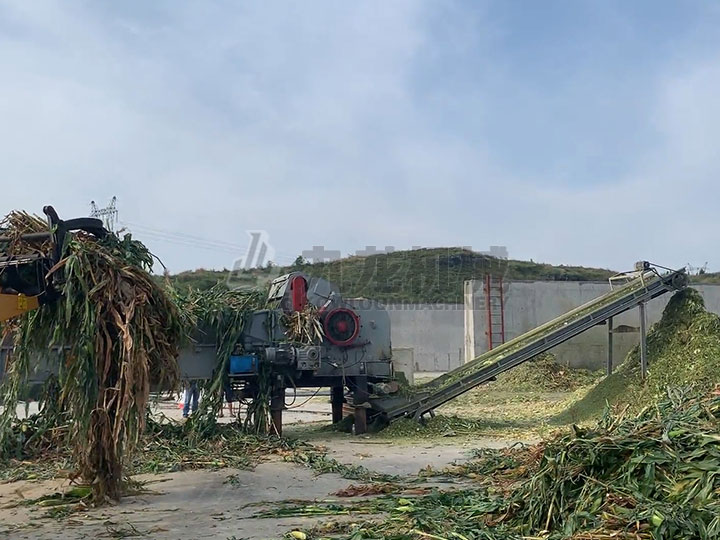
[0,293,40,322]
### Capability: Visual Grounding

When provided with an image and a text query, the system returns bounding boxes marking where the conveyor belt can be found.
[371,268,688,422]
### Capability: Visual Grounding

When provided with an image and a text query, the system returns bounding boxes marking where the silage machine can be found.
[177,261,688,436]
[177,272,395,435]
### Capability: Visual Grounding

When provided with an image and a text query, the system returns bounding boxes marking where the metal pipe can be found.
[0,231,52,243]
[639,303,648,379]
[607,316,613,376]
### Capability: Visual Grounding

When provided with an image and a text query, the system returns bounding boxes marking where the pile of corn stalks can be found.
[0,211,323,500]
[508,387,720,538]
[0,211,183,503]
[283,303,324,344]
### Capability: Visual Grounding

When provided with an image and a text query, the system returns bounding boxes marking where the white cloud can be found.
[484,54,720,271]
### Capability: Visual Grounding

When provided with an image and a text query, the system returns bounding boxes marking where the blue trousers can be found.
[183,381,199,417]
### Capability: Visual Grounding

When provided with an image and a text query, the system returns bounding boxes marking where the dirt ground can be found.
[2,460,363,539]
[0,383,580,540]
[0,438,511,540]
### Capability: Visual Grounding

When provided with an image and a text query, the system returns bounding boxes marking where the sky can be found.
[1,0,719,273]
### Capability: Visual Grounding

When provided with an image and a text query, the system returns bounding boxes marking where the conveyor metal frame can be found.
[373,268,688,422]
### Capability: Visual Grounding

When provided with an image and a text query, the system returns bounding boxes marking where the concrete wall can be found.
[386,281,720,373]
[386,303,464,372]
[464,280,720,370]
[391,347,415,385]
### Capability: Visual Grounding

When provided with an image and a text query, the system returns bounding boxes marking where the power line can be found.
[120,221,297,264]
[123,221,248,251]
[123,224,246,254]
[131,231,242,254]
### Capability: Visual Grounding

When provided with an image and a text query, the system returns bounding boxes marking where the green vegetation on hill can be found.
[168,248,615,303]
[166,268,229,291]
[693,271,720,284]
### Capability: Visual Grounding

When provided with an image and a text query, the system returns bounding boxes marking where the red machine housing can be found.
[290,275,307,312]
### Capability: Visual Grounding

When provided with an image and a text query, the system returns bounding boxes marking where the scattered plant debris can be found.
[131,417,295,475]
[295,388,720,540]
[288,446,401,483]
[333,483,401,497]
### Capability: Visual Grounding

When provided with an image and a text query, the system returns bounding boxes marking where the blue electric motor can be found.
[229,354,258,374]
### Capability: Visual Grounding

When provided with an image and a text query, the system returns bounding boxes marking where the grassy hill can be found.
[693,271,720,285]
[168,248,616,304]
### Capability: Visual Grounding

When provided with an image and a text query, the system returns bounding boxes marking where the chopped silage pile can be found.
[557,287,720,424]
[381,414,498,439]
[493,352,600,392]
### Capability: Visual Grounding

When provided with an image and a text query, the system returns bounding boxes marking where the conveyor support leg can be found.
[639,303,648,379]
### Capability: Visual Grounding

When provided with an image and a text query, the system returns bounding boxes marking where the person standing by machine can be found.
[219,378,234,418]
[182,380,199,418]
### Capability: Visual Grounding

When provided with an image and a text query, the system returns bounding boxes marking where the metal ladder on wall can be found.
[484,274,505,350]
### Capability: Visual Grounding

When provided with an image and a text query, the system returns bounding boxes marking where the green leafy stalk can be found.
[172,286,265,437]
